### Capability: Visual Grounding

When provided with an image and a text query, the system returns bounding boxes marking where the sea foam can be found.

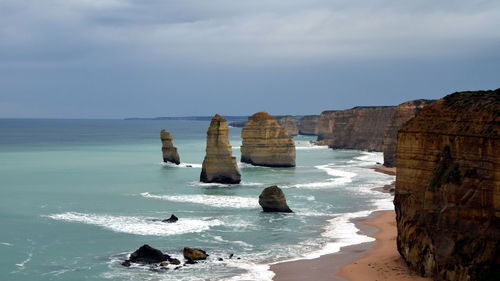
[46,212,222,236]
[141,192,259,209]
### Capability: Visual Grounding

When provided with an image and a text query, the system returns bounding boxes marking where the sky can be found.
[0,0,499,118]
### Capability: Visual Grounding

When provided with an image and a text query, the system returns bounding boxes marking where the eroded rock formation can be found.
[259,186,293,212]
[298,115,319,135]
[161,130,180,165]
[241,112,296,167]
[394,89,500,280]
[275,115,299,136]
[383,99,435,167]
[200,114,241,184]
[316,106,396,151]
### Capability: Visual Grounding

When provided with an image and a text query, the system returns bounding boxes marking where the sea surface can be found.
[0,119,394,281]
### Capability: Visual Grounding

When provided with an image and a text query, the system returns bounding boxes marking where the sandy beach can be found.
[272,210,430,281]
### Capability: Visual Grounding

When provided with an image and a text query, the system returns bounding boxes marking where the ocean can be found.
[0,119,394,281]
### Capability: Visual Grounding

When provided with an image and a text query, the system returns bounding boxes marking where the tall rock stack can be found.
[394,90,499,280]
[241,112,296,167]
[382,99,435,167]
[298,115,319,135]
[200,114,241,184]
[160,130,180,165]
[275,115,299,136]
[317,106,396,151]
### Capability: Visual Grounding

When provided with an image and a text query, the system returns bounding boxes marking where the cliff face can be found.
[200,114,241,184]
[160,130,180,165]
[241,112,296,167]
[317,106,396,151]
[394,90,500,280]
[275,115,299,136]
[298,115,319,135]
[383,100,435,167]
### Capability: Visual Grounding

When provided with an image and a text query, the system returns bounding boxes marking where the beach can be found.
[272,210,431,281]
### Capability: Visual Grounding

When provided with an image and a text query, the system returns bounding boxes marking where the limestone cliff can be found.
[298,115,319,135]
[394,89,500,280]
[317,106,396,151]
[160,130,180,165]
[383,99,435,167]
[241,112,296,167]
[200,114,241,184]
[275,115,299,136]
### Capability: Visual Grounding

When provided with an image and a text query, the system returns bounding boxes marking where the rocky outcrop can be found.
[275,115,299,136]
[183,247,208,261]
[298,115,319,135]
[241,112,296,167]
[317,106,396,151]
[200,114,241,184]
[125,245,170,265]
[394,89,500,280]
[161,130,180,165]
[259,186,293,212]
[383,100,435,167]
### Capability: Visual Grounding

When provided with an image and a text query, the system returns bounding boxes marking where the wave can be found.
[160,162,202,168]
[1,242,13,246]
[46,212,222,236]
[353,151,383,166]
[141,192,259,209]
[15,252,33,267]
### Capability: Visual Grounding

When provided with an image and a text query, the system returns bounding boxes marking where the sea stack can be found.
[275,115,299,136]
[241,112,295,167]
[161,130,180,165]
[200,114,241,184]
[394,89,499,280]
[258,186,293,212]
[382,99,434,167]
[298,115,320,135]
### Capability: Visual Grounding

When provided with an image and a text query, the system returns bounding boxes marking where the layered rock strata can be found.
[259,186,293,212]
[298,115,319,135]
[383,99,435,167]
[275,115,299,136]
[394,89,500,280]
[317,106,396,151]
[200,114,241,184]
[161,130,180,165]
[241,112,296,167]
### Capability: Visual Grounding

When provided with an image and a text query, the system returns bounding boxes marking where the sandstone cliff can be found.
[383,100,435,167]
[394,89,499,280]
[275,115,299,136]
[241,112,296,167]
[200,114,241,184]
[160,130,180,165]
[317,106,396,151]
[298,115,319,135]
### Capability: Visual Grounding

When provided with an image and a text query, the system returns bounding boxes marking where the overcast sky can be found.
[1,0,499,118]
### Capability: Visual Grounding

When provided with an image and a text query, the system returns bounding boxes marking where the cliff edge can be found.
[394,89,500,280]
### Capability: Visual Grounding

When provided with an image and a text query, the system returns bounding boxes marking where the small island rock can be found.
[161,130,180,165]
[183,247,208,261]
[127,244,170,264]
[162,214,178,223]
[200,114,241,184]
[258,186,293,212]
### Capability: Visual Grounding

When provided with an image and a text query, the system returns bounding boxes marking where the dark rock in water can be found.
[184,259,197,265]
[183,247,208,261]
[160,261,169,267]
[128,244,170,264]
[186,165,192,168]
[121,260,131,267]
[218,258,223,261]
[174,266,181,270]
[258,186,293,213]
[162,214,178,223]
[168,258,181,265]
[229,253,234,259]
[389,188,395,193]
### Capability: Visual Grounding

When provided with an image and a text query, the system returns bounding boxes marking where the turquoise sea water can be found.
[0,119,394,280]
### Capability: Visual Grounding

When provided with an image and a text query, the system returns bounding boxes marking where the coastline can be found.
[271,165,428,281]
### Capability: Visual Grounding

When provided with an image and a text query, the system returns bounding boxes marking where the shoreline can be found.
[271,165,428,281]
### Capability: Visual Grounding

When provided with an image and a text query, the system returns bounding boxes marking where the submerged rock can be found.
[200,114,241,184]
[258,186,293,212]
[241,112,296,167]
[394,89,500,280]
[161,130,180,165]
[162,214,178,223]
[183,247,208,261]
[127,244,170,264]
